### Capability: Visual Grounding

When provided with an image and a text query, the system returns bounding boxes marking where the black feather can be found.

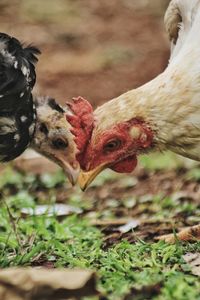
[0,33,40,161]
[48,98,65,113]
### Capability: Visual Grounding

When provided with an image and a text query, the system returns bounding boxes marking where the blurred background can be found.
[0,0,170,108]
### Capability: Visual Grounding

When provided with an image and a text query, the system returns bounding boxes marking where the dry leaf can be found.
[90,218,135,227]
[118,220,139,233]
[157,224,200,243]
[21,204,82,217]
[0,268,97,300]
[183,253,200,276]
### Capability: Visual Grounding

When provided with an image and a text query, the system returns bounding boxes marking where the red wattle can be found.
[110,155,137,173]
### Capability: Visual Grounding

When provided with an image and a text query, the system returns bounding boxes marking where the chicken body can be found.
[67,0,200,189]
[0,33,79,184]
[0,32,39,161]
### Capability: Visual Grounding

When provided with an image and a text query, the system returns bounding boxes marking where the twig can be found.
[0,192,23,252]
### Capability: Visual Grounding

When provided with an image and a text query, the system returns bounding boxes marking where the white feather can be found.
[0,117,16,134]
[94,0,200,161]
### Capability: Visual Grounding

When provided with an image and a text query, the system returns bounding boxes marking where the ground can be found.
[0,0,169,106]
[0,1,200,300]
[1,153,200,299]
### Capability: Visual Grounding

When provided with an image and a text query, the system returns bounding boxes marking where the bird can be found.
[67,0,200,240]
[0,32,79,185]
[31,96,79,185]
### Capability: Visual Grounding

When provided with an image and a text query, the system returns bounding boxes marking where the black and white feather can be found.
[0,32,40,162]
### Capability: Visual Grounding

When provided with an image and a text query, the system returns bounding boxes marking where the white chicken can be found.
[68,0,200,241]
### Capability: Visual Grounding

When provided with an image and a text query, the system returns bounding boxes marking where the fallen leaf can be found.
[119,220,140,233]
[0,268,97,300]
[157,224,200,243]
[21,204,82,217]
[183,253,200,276]
[90,218,134,227]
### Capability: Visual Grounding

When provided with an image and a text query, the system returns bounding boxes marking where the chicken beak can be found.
[78,164,106,191]
[65,164,80,186]
[58,158,80,186]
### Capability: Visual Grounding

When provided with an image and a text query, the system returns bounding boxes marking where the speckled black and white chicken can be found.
[0,33,79,184]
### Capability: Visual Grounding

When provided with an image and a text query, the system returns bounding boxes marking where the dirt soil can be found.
[0,0,170,107]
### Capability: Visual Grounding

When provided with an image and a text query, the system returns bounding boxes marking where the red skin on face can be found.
[111,155,138,173]
[66,97,153,174]
[80,120,153,173]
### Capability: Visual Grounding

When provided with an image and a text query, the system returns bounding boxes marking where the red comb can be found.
[66,96,94,161]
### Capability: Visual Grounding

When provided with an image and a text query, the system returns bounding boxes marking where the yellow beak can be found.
[78,164,106,191]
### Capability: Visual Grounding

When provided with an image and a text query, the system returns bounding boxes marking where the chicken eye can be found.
[103,139,122,153]
[52,138,68,149]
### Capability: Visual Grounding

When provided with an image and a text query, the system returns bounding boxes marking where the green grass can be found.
[0,153,200,299]
[139,152,184,171]
[0,206,200,299]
